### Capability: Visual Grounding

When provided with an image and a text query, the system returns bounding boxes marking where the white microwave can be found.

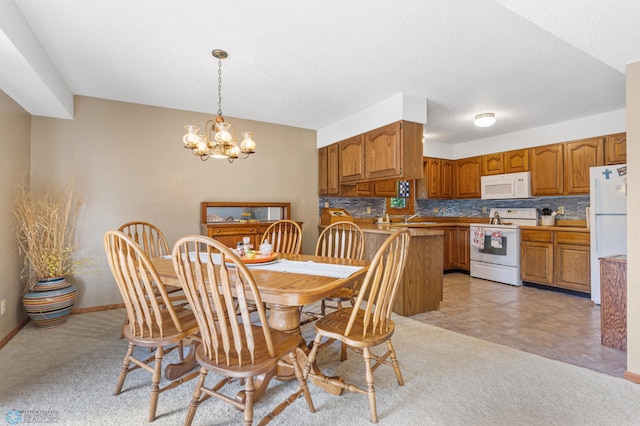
[481,171,532,199]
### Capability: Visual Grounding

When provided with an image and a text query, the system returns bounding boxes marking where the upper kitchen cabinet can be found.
[336,121,422,185]
[605,132,626,165]
[454,156,482,198]
[364,121,423,181]
[318,144,340,195]
[338,134,365,183]
[531,144,564,196]
[505,149,529,173]
[417,157,453,199]
[482,149,528,176]
[482,153,504,176]
[563,137,605,194]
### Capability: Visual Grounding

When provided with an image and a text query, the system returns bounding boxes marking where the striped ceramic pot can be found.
[22,276,78,328]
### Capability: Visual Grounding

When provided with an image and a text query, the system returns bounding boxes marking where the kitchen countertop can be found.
[520,225,589,232]
[351,217,589,232]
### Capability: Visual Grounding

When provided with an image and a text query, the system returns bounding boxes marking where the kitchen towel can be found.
[472,227,486,249]
[491,230,503,248]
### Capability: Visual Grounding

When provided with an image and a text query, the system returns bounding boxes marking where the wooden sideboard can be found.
[600,255,627,351]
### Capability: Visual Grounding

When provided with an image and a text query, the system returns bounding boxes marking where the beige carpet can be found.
[2,309,640,425]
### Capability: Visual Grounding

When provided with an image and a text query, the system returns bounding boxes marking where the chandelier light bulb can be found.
[240,132,256,153]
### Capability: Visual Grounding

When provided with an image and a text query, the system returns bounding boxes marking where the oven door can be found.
[469,225,519,267]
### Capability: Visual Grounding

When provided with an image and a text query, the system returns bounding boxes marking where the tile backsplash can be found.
[319,196,590,220]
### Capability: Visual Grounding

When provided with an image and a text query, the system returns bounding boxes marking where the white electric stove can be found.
[469,208,538,286]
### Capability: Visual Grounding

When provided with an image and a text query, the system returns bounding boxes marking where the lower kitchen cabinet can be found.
[520,228,590,292]
[555,243,590,292]
[437,226,470,271]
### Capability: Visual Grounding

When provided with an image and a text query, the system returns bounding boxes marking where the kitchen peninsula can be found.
[346,223,444,316]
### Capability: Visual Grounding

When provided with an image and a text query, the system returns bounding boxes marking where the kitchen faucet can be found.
[404,213,419,223]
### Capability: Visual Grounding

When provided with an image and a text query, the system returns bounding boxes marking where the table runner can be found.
[164,253,363,279]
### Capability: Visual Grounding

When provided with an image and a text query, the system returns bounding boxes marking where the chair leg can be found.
[362,347,378,423]
[303,334,322,380]
[184,367,208,426]
[340,342,348,361]
[114,343,135,395]
[244,376,255,426]
[291,350,315,413]
[387,340,404,386]
[149,346,164,422]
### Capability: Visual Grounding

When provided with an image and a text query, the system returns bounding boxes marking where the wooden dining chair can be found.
[261,219,302,254]
[172,235,315,426]
[103,230,199,422]
[117,221,184,338]
[315,221,365,315]
[303,228,410,423]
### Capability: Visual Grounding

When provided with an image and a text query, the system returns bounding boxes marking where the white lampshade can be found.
[474,113,496,127]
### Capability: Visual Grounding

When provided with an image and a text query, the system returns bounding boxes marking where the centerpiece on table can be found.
[12,179,87,328]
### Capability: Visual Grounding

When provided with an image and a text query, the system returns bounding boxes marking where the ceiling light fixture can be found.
[182,49,256,162]
[474,113,496,127]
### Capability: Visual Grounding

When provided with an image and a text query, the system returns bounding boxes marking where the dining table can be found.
[151,253,369,397]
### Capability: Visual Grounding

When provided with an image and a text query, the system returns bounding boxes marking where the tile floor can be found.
[410,273,627,377]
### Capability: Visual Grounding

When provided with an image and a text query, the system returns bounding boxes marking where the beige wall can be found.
[0,91,31,337]
[30,96,318,308]
[626,61,640,375]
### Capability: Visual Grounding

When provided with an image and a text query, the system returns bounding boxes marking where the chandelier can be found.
[182,49,256,162]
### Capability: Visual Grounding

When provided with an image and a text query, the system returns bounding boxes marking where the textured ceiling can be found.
[1,0,638,145]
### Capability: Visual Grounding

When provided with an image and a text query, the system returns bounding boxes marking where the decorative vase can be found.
[22,276,78,328]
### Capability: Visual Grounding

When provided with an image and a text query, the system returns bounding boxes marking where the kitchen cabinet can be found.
[356,182,372,196]
[482,149,529,176]
[605,132,626,165]
[482,153,504,176]
[555,231,591,292]
[505,149,529,173]
[338,134,365,183]
[318,144,340,195]
[531,144,564,196]
[374,179,398,197]
[418,157,454,199]
[563,138,605,194]
[521,229,554,285]
[454,156,482,198]
[435,226,469,271]
[520,228,590,292]
[354,180,398,197]
[336,120,423,185]
[364,121,423,181]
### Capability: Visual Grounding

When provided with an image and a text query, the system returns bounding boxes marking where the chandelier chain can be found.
[217,58,223,117]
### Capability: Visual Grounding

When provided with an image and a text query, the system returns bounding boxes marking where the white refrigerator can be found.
[589,164,627,304]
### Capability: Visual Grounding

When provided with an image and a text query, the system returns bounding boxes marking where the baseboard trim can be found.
[0,317,30,350]
[624,370,640,384]
[71,303,125,314]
